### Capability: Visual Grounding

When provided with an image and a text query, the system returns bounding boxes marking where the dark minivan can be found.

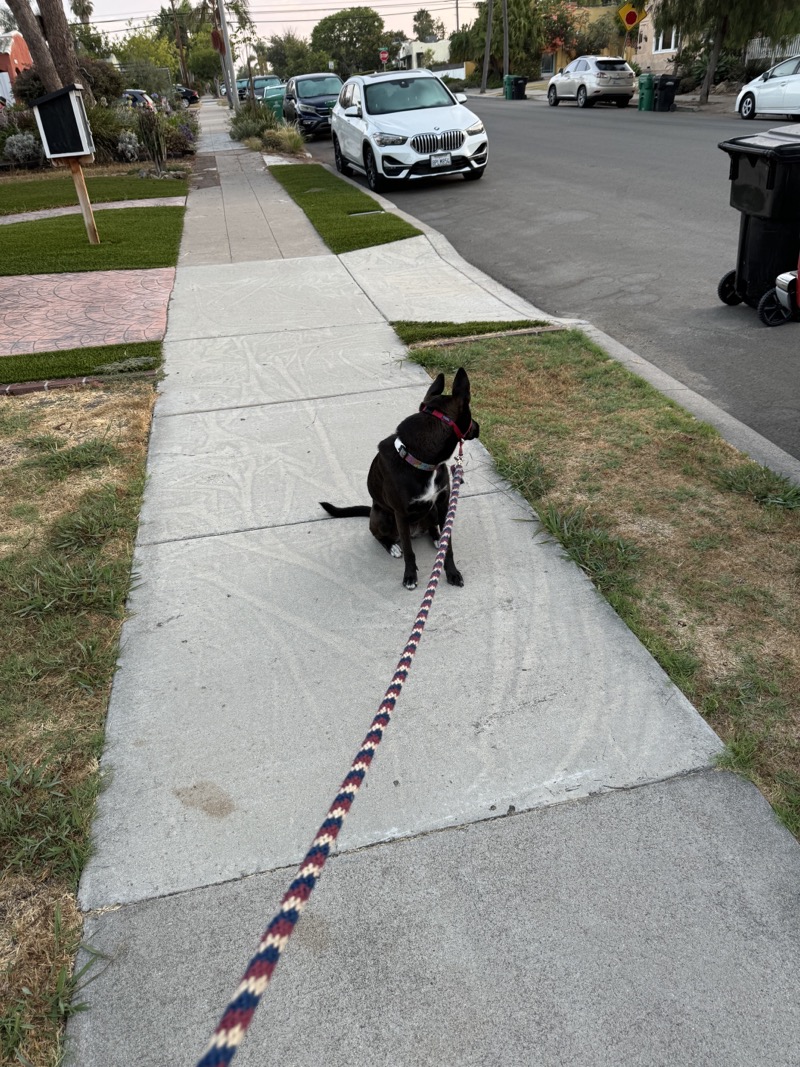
[283,73,343,137]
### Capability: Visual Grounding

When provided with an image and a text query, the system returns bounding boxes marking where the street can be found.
[309,99,800,462]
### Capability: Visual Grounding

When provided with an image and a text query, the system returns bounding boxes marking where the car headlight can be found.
[296,103,317,114]
[372,132,408,146]
[466,120,484,135]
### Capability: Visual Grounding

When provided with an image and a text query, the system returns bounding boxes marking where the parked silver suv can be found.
[548,56,635,109]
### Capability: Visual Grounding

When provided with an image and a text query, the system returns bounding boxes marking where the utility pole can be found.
[502,0,508,77]
[480,0,493,93]
[169,0,189,86]
[216,0,237,109]
[455,0,459,33]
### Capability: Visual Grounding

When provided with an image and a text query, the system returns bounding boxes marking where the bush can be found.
[136,108,168,172]
[3,131,43,165]
[9,67,46,106]
[78,57,124,103]
[86,104,132,163]
[117,130,139,162]
[262,124,306,155]
[229,100,278,141]
[163,121,196,156]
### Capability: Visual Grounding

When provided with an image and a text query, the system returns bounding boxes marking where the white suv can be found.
[331,69,488,191]
[548,56,635,109]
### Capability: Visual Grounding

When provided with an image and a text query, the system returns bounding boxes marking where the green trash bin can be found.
[638,72,654,111]
[503,74,514,100]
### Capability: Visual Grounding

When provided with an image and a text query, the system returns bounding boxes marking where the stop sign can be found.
[380,49,389,62]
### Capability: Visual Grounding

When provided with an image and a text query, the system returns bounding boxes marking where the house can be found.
[633,11,679,74]
[0,30,33,103]
[396,37,469,79]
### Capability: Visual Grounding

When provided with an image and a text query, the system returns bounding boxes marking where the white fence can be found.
[746,35,800,62]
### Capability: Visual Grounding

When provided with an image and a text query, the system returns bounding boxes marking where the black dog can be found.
[320,369,479,589]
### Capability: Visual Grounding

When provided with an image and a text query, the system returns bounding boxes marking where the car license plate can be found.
[430,152,451,169]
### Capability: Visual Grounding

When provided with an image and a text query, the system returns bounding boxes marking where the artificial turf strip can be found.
[0,176,188,216]
[0,206,185,275]
[269,163,420,253]
[392,320,549,345]
[0,342,162,385]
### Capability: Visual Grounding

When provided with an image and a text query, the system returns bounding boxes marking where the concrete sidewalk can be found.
[67,100,800,1066]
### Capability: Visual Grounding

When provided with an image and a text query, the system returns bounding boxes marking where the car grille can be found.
[410,130,465,155]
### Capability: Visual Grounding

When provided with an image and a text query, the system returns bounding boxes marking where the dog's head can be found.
[422,368,480,442]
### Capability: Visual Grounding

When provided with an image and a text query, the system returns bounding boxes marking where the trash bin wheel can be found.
[717,270,743,306]
[547,85,559,106]
[757,287,793,327]
[738,92,756,120]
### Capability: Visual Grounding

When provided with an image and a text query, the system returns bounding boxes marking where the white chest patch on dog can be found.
[411,472,442,507]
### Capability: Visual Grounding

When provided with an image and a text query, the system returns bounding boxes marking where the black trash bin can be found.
[717,124,800,308]
[512,76,527,100]
[653,73,679,112]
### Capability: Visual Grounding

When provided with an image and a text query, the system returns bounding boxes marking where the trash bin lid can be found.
[719,124,800,163]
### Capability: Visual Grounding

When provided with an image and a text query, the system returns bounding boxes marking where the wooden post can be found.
[67,157,100,245]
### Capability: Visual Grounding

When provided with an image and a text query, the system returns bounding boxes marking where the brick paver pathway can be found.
[0,268,175,356]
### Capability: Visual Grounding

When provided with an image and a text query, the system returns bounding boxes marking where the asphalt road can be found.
[309,99,800,462]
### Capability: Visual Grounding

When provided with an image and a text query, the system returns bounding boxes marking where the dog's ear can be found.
[452,367,471,403]
[424,373,445,401]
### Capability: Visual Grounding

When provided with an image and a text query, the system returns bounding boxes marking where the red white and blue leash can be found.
[197,453,465,1066]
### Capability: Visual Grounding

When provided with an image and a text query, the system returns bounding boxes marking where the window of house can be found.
[654,27,678,53]
[541,53,555,76]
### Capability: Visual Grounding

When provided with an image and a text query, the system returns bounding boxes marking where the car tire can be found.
[463,166,485,181]
[616,98,630,108]
[547,85,559,106]
[717,270,743,307]
[332,135,351,177]
[757,287,793,327]
[363,145,385,193]
[739,92,756,120]
[576,86,592,108]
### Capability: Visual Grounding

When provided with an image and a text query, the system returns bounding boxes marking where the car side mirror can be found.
[455,92,467,103]
[558,67,564,75]
[762,72,769,81]
[344,104,361,117]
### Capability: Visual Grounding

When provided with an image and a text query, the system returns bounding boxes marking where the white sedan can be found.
[736,56,800,119]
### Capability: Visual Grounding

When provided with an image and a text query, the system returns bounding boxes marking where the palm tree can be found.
[69,0,93,26]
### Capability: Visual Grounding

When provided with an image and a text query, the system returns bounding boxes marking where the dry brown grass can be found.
[0,382,154,1066]
[409,328,800,830]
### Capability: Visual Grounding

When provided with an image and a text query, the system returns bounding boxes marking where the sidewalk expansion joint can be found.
[81,767,720,916]
[154,381,423,419]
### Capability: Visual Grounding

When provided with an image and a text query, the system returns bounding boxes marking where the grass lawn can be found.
[0,383,155,1066]
[0,342,162,385]
[269,163,420,253]
[0,175,188,216]
[399,321,800,833]
[0,206,185,275]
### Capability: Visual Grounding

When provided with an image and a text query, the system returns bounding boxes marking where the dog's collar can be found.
[419,403,474,442]
[394,437,438,471]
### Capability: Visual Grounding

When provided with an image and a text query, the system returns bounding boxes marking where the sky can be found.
[75,0,475,47]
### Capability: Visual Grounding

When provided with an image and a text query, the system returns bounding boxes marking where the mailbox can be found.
[32,83,95,159]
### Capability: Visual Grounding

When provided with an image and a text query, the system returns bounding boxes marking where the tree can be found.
[655,0,800,104]
[573,10,623,59]
[310,7,386,78]
[472,0,543,80]
[413,8,445,42]
[0,6,15,30]
[265,30,330,80]
[70,0,93,26]
[539,0,584,58]
[4,0,64,93]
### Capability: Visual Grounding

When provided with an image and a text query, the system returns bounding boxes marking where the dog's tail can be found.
[319,501,371,518]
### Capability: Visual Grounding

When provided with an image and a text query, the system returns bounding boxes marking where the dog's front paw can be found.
[446,568,464,587]
[403,574,418,590]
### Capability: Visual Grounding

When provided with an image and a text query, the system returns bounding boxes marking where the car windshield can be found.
[595,60,629,71]
[297,76,342,98]
[365,77,453,115]
[254,77,280,87]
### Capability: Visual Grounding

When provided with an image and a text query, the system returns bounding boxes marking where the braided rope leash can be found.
[197,458,466,1067]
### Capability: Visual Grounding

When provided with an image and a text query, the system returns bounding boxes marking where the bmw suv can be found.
[331,69,488,191]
